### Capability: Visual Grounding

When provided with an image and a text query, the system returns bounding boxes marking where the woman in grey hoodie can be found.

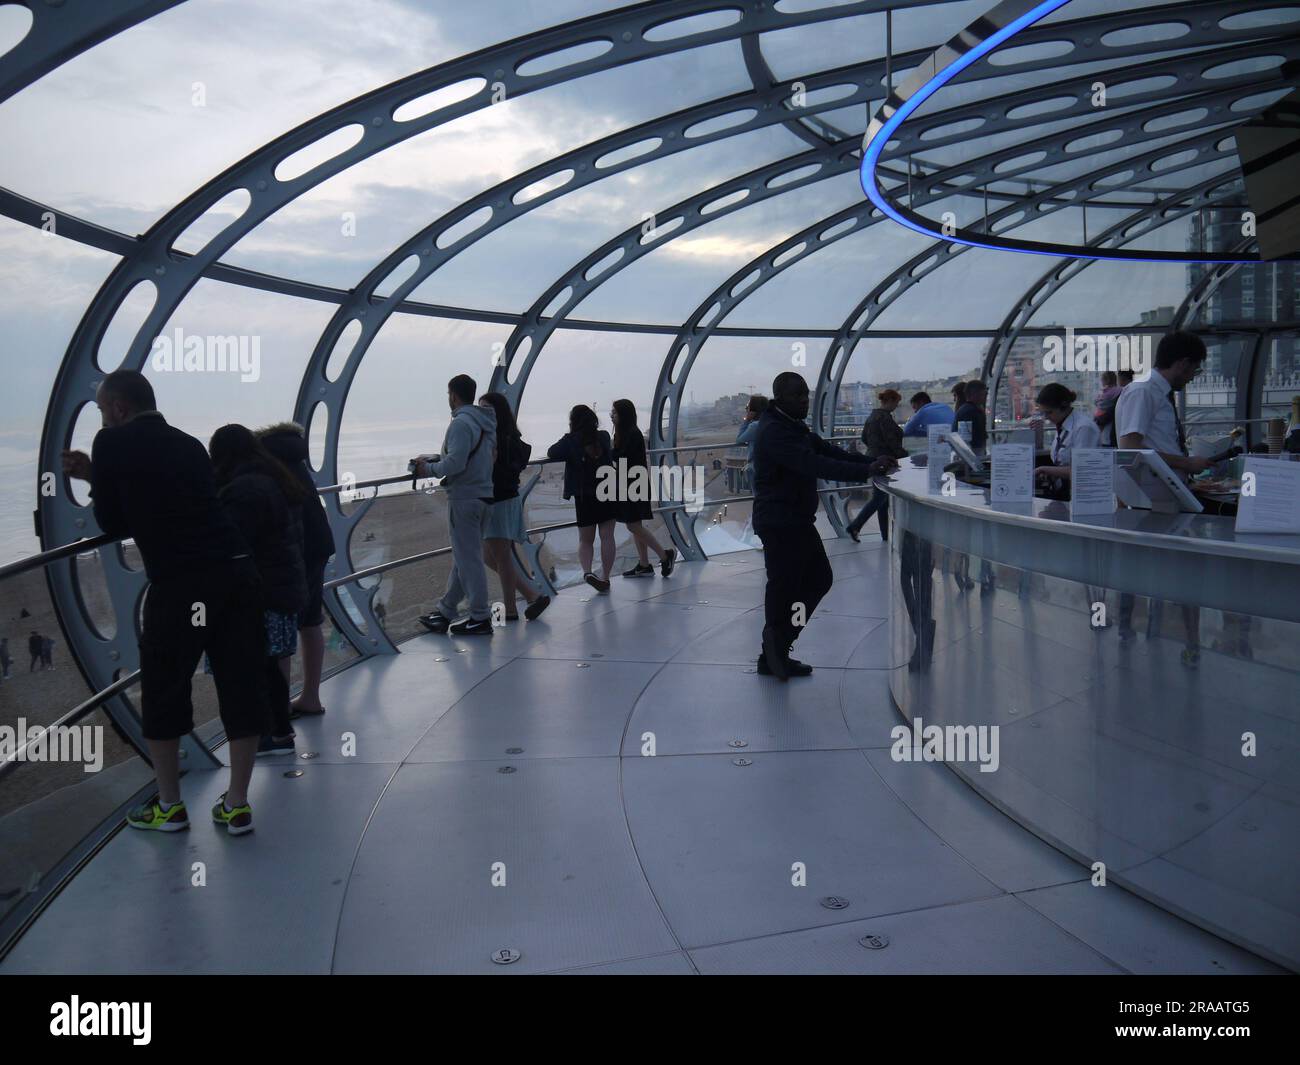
[412,374,498,636]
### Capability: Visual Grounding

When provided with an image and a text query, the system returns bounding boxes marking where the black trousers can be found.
[757,523,834,650]
[139,560,271,741]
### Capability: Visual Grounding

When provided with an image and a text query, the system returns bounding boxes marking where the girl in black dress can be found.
[547,405,617,593]
[610,399,675,578]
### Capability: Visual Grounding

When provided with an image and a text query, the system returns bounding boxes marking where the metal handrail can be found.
[0,669,141,782]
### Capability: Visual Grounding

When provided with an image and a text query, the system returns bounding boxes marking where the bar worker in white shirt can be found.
[1113,330,1210,668]
[1115,331,1214,477]
[1034,382,1101,493]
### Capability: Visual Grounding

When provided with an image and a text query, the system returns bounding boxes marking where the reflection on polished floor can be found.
[0,538,1283,974]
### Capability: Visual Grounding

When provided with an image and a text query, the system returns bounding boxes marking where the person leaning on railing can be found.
[62,369,272,836]
[258,422,335,718]
[846,388,908,544]
[752,372,898,682]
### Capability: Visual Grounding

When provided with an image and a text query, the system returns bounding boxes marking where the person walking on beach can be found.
[413,374,498,636]
[476,392,551,622]
[548,405,616,593]
[610,399,675,579]
[28,631,43,672]
[40,636,55,670]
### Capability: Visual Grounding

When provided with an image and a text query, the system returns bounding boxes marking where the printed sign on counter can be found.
[927,424,949,493]
[1235,456,1300,533]
[990,443,1033,503]
[1070,448,1116,516]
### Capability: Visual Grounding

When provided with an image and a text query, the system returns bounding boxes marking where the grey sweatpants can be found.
[436,498,491,621]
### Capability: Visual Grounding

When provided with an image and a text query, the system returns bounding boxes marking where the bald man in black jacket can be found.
[753,372,897,681]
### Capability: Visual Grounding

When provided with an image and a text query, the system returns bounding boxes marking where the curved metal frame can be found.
[859,0,1300,262]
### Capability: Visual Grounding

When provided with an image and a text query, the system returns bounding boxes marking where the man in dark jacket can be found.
[63,369,269,835]
[847,389,909,543]
[752,373,897,681]
[259,423,335,717]
[952,379,988,453]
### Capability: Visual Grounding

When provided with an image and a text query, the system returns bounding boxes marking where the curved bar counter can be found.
[879,461,1300,970]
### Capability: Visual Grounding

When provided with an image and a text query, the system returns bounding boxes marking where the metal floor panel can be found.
[553,951,697,974]
[286,648,502,764]
[519,601,745,663]
[407,657,660,762]
[621,750,1002,948]
[689,895,1121,975]
[2,762,395,974]
[1016,880,1287,974]
[863,749,1087,894]
[331,758,678,974]
[624,663,859,756]
[4,533,1273,974]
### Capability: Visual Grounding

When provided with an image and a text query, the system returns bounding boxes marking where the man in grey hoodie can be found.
[413,374,497,636]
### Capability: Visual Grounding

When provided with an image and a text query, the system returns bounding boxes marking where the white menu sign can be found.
[927,424,950,492]
[1235,456,1300,533]
[1070,448,1116,516]
[990,443,1033,503]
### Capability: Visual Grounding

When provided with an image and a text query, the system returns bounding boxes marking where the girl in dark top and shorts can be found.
[477,392,551,621]
[548,405,617,593]
[209,424,308,757]
[610,399,675,579]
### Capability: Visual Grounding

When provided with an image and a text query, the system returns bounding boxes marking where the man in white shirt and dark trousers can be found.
[1115,331,1213,477]
[1114,330,1210,665]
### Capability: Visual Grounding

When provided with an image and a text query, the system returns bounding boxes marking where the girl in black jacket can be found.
[258,422,334,717]
[547,405,616,593]
[610,399,675,579]
[210,424,308,755]
[477,393,550,621]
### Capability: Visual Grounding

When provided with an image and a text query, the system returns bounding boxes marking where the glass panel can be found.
[337,314,514,486]
[0,0,619,230]
[410,126,805,314]
[724,220,934,329]
[886,510,1300,968]
[574,168,866,325]
[145,279,339,446]
[1262,335,1300,430]
[0,219,120,565]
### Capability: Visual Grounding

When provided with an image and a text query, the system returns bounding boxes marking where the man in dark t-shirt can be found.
[63,370,270,836]
[952,379,989,452]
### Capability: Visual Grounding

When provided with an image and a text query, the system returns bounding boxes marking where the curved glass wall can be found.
[1,0,1297,967]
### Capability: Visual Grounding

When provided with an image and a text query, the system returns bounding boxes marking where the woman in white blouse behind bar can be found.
[1034,382,1101,492]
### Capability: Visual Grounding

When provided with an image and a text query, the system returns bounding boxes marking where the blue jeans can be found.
[847,489,889,540]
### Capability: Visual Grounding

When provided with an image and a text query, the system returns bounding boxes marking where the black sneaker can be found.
[449,616,494,636]
[524,594,552,621]
[256,733,296,757]
[419,612,451,634]
[758,654,813,677]
[660,548,676,578]
[584,573,611,594]
[622,563,654,578]
[760,625,788,682]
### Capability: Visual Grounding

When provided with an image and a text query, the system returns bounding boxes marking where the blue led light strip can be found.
[859,0,1280,264]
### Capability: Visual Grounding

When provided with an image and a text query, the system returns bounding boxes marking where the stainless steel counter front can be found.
[877,461,1300,969]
